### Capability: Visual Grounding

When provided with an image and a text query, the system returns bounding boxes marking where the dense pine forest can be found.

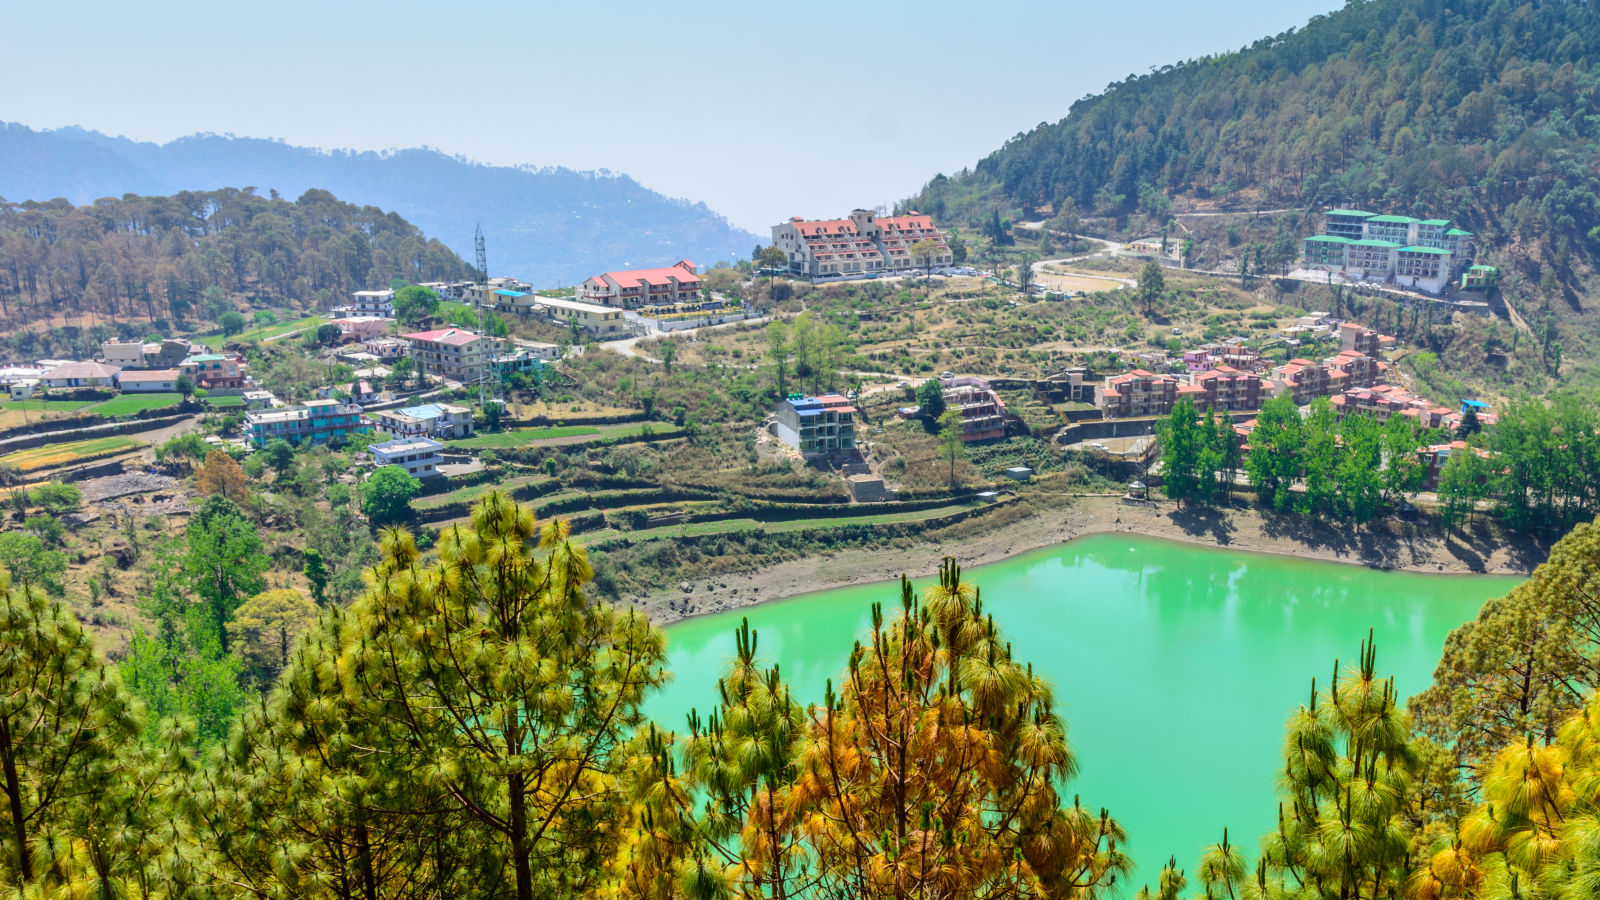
[912,0,1600,269]
[0,188,471,333]
[4,489,1600,899]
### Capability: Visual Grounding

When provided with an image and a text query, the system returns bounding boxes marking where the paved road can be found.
[601,314,774,363]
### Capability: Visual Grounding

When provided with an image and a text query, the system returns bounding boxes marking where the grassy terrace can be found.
[582,498,993,546]
[449,422,676,451]
[0,435,145,471]
[198,315,325,349]
[412,474,554,510]
[85,393,184,416]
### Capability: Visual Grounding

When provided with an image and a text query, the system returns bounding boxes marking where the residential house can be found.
[364,337,408,360]
[242,390,277,410]
[1182,349,1215,373]
[8,379,38,400]
[1338,323,1395,356]
[245,399,369,448]
[101,340,149,368]
[579,260,703,310]
[1183,366,1262,412]
[402,328,503,382]
[1272,358,1332,405]
[773,394,857,458]
[334,316,389,340]
[942,376,1008,441]
[41,361,121,389]
[1099,370,1178,419]
[1326,350,1384,388]
[373,402,474,440]
[116,369,181,393]
[369,437,445,480]
[181,354,245,390]
[772,209,952,277]
[335,289,395,318]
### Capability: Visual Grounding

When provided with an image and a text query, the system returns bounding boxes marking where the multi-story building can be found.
[116,369,181,393]
[1182,366,1262,412]
[369,437,445,480]
[245,399,369,448]
[101,340,149,368]
[942,376,1009,441]
[1329,385,1453,429]
[180,353,246,390]
[772,209,952,278]
[579,261,703,310]
[1273,358,1331,405]
[1338,322,1395,356]
[364,337,408,360]
[773,394,857,458]
[402,328,503,382]
[334,316,389,340]
[373,402,474,440]
[337,289,394,318]
[1100,370,1179,419]
[1326,349,1384,388]
[1301,210,1475,293]
[101,337,192,369]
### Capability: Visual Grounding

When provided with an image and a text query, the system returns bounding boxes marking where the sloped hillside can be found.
[0,123,763,285]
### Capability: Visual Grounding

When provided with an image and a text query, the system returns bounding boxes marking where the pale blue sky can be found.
[4,0,1340,232]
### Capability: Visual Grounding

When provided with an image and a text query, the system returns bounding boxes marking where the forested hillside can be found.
[0,188,470,332]
[912,0,1600,272]
[0,123,764,284]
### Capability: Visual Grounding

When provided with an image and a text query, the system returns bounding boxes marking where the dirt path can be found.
[633,494,1541,625]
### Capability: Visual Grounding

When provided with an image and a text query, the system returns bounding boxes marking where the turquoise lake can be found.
[644,533,1521,892]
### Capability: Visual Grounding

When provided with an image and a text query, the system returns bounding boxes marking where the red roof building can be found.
[578,260,702,310]
[772,209,952,278]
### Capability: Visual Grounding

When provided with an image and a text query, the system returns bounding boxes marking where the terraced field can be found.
[0,435,144,471]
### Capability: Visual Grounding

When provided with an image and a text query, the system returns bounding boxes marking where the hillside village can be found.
[0,202,1526,635]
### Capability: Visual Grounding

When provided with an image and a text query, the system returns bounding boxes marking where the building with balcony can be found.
[180,353,246,390]
[941,376,1008,441]
[401,328,503,382]
[334,289,394,318]
[1302,210,1475,294]
[1100,370,1179,419]
[245,399,369,448]
[1272,358,1331,405]
[1183,366,1262,412]
[334,316,389,340]
[373,402,474,440]
[369,437,444,480]
[1338,323,1395,356]
[579,261,702,310]
[772,209,953,278]
[1326,349,1384,388]
[773,394,857,458]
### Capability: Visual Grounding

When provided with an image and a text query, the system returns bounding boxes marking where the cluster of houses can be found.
[0,338,248,401]
[772,374,1010,463]
[1098,321,1408,419]
[771,210,954,279]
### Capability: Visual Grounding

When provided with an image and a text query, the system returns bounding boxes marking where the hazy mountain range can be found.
[0,122,763,286]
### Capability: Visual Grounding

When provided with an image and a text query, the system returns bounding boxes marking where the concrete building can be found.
[1100,370,1179,419]
[180,353,245,390]
[402,328,503,382]
[579,261,702,309]
[772,209,952,278]
[101,340,149,368]
[337,289,395,318]
[364,337,408,360]
[1272,358,1332,405]
[530,296,628,337]
[1338,323,1395,356]
[334,316,390,340]
[374,402,474,440]
[369,437,445,480]
[245,399,369,448]
[1329,385,1455,429]
[242,390,277,410]
[1301,210,1475,293]
[116,369,181,393]
[942,376,1008,441]
[773,394,857,458]
[41,361,121,389]
[1181,366,1262,412]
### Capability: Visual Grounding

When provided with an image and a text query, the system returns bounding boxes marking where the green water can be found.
[646,533,1522,891]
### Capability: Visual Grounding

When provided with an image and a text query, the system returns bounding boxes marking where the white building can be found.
[529,296,628,337]
[772,209,953,278]
[335,289,395,318]
[41,361,121,389]
[1302,211,1475,294]
[9,379,38,400]
[369,437,444,479]
[373,402,474,440]
[101,340,148,368]
[334,316,390,340]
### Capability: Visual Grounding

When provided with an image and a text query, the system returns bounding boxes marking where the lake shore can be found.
[636,494,1542,626]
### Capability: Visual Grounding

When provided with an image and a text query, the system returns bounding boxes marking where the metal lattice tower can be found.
[473,224,500,408]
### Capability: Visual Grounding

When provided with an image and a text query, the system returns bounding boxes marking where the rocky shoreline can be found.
[633,495,1541,627]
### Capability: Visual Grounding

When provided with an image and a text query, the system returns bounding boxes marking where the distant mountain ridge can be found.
[0,122,763,285]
